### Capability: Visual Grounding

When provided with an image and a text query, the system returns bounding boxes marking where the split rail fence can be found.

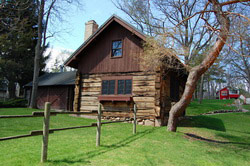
[0,102,137,163]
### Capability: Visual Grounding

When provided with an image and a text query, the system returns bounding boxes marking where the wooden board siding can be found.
[78,22,143,74]
[36,86,73,110]
[77,72,159,118]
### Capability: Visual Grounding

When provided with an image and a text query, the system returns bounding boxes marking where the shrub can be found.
[0,98,28,108]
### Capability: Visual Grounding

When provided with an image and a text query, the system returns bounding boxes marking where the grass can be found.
[186,99,237,115]
[0,101,250,166]
[243,104,250,110]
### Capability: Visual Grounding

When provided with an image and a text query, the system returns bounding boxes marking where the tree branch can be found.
[220,0,250,6]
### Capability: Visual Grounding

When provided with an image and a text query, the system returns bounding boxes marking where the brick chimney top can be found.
[84,20,98,41]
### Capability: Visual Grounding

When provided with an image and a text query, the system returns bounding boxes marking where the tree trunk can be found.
[167,0,230,132]
[8,81,16,99]
[207,79,210,99]
[211,81,216,99]
[195,88,198,100]
[29,0,45,108]
[199,75,204,104]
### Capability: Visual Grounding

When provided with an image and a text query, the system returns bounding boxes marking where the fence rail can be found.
[0,130,54,141]
[0,102,137,163]
[0,114,44,118]
[0,111,96,119]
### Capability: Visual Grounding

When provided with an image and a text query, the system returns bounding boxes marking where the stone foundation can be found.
[101,116,160,127]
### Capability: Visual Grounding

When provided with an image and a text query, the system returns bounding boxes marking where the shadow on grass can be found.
[184,133,250,146]
[227,129,250,135]
[180,115,250,151]
[178,115,226,132]
[48,127,159,165]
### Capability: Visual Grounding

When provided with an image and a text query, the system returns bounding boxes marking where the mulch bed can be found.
[200,109,249,115]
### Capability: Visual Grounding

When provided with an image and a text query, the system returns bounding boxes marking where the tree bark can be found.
[211,81,215,99]
[207,79,210,99]
[194,88,198,100]
[199,74,204,104]
[29,0,45,108]
[8,81,16,99]
[167,0,230,132]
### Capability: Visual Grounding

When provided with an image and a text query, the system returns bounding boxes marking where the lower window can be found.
[118,80,132,94]
[101,78,132,95]
[102,80,115,95]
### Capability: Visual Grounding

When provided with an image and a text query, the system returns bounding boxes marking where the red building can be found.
[216,87,240,99]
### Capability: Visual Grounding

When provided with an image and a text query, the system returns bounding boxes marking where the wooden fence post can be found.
[133,104,137,134]
[41,102,51,163]
[96,103,101,146]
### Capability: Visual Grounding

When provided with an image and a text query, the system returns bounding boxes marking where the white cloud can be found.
[44,47,74,72]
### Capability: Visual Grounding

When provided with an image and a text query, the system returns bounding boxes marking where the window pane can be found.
[112,40,122,57]
[125,80,132,94]
[221,90,228,96]
[108,80,115,94]
[118,80,125,94]
[112,41,122,49]
[112,49,122,57]
[102,80,109,94]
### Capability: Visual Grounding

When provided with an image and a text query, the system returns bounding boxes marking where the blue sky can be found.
[47,0,127,51]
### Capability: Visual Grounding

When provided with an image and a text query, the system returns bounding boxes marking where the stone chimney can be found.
[84,20,98,41]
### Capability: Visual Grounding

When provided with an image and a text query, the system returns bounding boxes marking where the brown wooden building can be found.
[25,71,76,111]
[65,15,187,126]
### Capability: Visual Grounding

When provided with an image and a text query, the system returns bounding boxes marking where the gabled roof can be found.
[64,14,146,68]
[25,71,76,87]
[217,86,239,92]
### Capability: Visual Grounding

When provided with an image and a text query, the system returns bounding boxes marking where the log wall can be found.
[73,72,82,112]
[73,71,187,126]
[78,72,159,120]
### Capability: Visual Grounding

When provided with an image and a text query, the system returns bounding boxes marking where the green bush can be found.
[0,98,27,108]
[239,89,250,97]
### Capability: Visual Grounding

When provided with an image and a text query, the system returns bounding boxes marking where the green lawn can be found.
[186,99,237,115]
[0,101,250,166]
[243,104,250,110]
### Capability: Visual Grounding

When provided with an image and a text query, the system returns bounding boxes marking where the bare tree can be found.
[29,0,82,108]
[167,0,250,132]
[225,13,250,92]
[114,0,218,64]
[115,0,250,131]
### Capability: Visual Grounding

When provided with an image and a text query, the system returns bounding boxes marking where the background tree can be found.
[115,0,249,131]
[29,0,82,108]
[224,13,250,92]
[49,49,74,72]
[114,0,217,64]
[0,0,47,98]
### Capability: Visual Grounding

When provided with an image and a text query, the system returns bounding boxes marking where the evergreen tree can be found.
[0,0,47,98]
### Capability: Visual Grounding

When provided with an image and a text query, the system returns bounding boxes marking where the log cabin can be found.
[65,15,187,126]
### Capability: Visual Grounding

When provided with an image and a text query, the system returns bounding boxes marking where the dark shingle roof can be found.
[25,71,76,87]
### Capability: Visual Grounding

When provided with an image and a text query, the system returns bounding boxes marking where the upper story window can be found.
[111,40,122,57]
